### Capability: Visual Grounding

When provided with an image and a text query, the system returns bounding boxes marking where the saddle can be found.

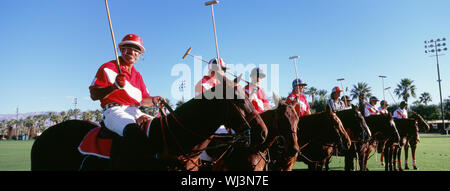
[78,121,151,159]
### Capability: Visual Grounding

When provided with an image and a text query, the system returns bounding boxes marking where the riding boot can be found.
[117,123,153,170]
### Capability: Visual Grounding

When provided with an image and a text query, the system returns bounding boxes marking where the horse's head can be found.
[299,105,351,150]
[336,105,371,141]
[410,111,430,133]
[200,74,268,147]
[366,113,400,143]
[324,105,351,150]
[272,94,300,158]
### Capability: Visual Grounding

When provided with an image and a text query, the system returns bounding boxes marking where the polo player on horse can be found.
[89,34,166,164]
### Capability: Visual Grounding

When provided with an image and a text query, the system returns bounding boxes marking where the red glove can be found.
[115,74,126,88]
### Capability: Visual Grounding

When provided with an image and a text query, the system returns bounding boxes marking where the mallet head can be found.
[205,0,219,6]
[289,56,299,60]
[337,78,345,81]
[182,47,192,59]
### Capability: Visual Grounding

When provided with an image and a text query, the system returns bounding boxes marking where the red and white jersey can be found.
[194,73,221,96]
[286,92,310,117]
[244,85,270,114]
[393,108,408,119]
[364,104,380,117]
[378,107,389,114]
[89,59,150,108]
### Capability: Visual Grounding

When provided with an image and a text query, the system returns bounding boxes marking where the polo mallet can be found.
[182,47,261,88]
[337,78,348,103]
[182,47,209,63]
[104,0,121,74]
[289,56,300,85]
[385,87,398,105]
[205,0,221,60]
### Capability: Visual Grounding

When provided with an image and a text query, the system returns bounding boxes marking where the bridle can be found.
[155,96,261,170]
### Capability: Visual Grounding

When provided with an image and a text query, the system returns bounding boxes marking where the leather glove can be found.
[115,74,126,89]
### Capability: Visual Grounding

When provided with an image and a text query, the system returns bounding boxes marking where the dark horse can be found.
[404,112,429,170]
[392,112,428,170]
[31,76,268,171]
[362,113,400,171]
[204,94,300,171]
[391,118,419,171]
[296,106,352,171]
[324,105,371,171]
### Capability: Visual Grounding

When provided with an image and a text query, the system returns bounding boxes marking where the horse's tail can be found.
[31,120,99,171]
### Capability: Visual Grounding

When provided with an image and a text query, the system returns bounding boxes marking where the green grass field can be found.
[1,134,449,171]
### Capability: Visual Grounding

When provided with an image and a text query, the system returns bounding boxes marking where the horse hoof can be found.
[413,166,418,170]
[381,162,385,166]
[405,166,409,170]
[398,168,403,172]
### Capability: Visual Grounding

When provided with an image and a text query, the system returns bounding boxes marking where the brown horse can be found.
[392,118,419,171]
[404,112,429,170]
[362,113,400,171]
[205,94,300,171]
[296,106,351,171]
[31,76,268,171]
[324,105,371,171]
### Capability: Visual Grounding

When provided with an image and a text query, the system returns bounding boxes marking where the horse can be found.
[296,105,352,171]
[324,105,371,171]
[391,118,419,171]
[31,75,268,171]
[362,113,400,171]
[204,94,300,171]
[404,112,429,170]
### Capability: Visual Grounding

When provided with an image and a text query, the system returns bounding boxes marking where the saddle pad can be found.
[78,127,112,159]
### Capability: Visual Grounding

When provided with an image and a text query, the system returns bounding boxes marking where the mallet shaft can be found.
[105,0,121,74]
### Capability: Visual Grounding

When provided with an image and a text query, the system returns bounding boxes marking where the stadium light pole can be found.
[179,80,186,102]
[425,37,447,135]
[378,75,387,101]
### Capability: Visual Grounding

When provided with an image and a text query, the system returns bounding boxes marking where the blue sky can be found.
[1,0,449,114]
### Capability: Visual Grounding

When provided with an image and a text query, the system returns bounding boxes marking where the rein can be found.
[156,98,259,170]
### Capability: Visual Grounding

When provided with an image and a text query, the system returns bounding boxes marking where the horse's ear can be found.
[351,104,358,111]
[273,92,283,104]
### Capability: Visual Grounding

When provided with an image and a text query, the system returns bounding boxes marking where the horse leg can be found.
[392,145,397,171]
[325,157,330,171]
[384,145,391,171]
[404,143,410,170]
[396,145,403,171]
[411,144,418,170]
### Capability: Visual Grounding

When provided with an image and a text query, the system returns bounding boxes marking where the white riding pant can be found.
[103,105,154,136]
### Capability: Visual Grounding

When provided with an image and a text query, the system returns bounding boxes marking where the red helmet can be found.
[118,34,146,53]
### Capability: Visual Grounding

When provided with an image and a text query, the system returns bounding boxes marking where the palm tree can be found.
[60,111,70,122]
[94,109,103,123]
[394,78,416,103]
[350,82,372,110]
[418,92,432,105]
[317,89,328,101]
[7,119,16,140]
[67,109,74,120]
[82,111,94,121]
[305,87,318,103]
[73,109,81,120]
